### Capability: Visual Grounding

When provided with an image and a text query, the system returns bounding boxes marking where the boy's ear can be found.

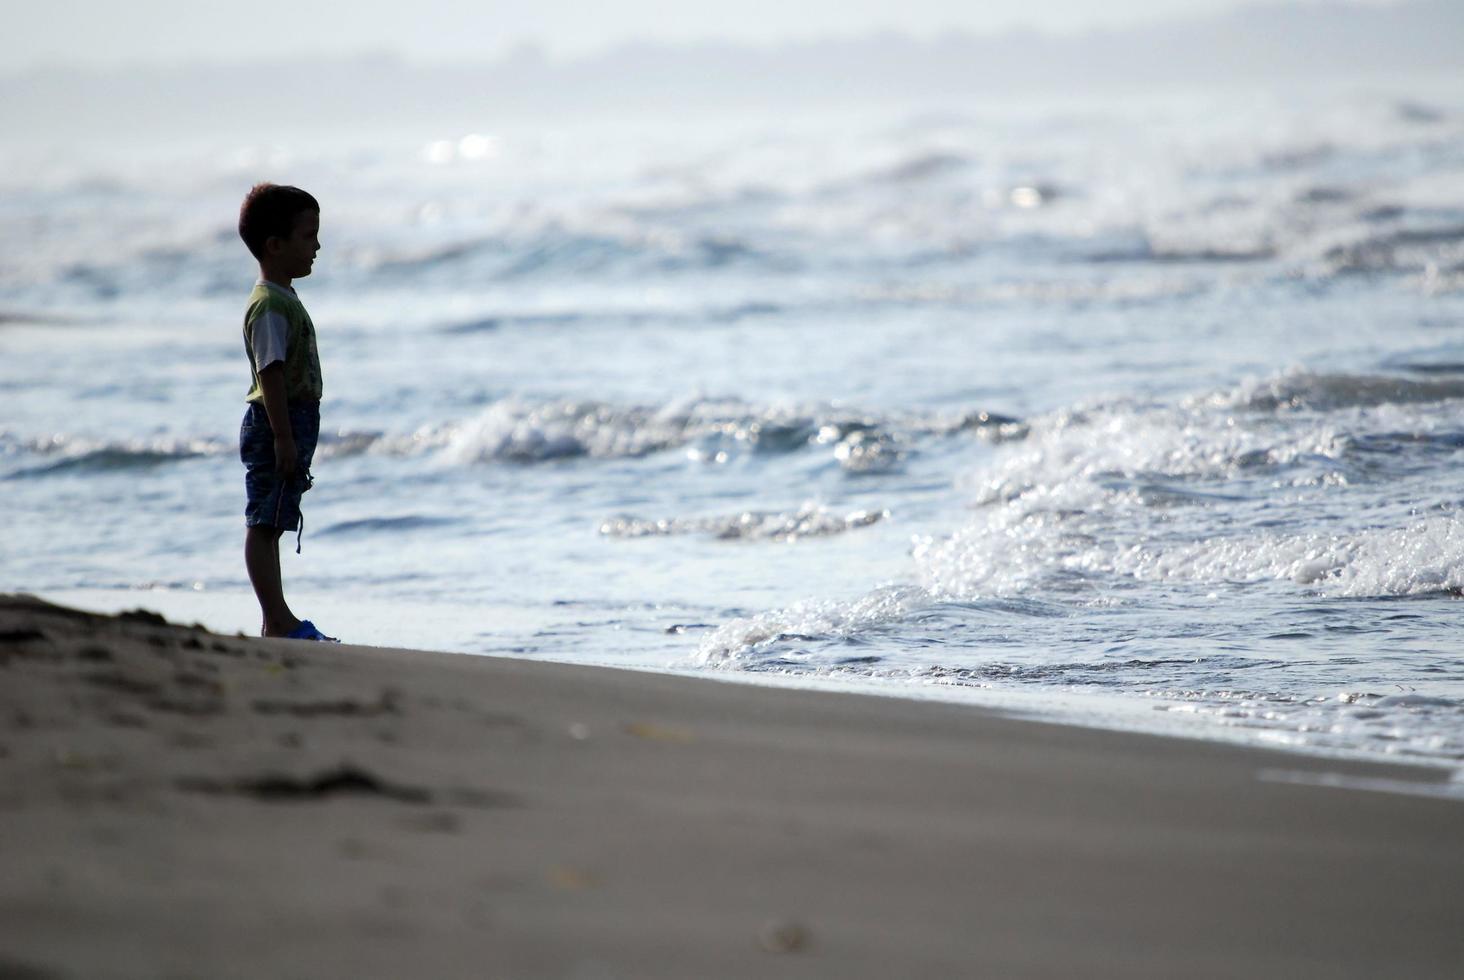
[263,235,283,257]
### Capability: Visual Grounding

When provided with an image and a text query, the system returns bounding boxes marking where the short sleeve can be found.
[250,310,290,371]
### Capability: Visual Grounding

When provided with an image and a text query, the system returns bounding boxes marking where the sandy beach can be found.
[1,593,1461,979]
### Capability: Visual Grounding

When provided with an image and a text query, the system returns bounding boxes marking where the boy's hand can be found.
[274,435,298,480]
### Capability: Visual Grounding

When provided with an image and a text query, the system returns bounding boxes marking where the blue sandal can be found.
[286,619,339,643]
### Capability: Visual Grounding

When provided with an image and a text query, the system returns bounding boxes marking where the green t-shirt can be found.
[243,280,323,404]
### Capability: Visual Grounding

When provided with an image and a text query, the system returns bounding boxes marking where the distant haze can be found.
[3,0,1459,137]
[16,0,1265,69]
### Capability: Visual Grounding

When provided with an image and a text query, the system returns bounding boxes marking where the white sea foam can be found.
[918,385,1464,599]
[1133,514,1464,596]
[440,398,695,462]
[966,402,1347,505]
[600,503,886,541]
[427,396,1018,466]
[696,585,928,664]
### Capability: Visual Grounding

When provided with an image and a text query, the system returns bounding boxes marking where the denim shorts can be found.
[240,400,320,534]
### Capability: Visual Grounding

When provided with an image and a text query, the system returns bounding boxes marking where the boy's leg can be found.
[245,525,301,637]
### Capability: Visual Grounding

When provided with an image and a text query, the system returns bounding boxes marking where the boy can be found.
[236,183,337,641]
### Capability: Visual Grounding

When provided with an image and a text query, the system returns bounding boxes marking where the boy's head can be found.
[238,183,320,278]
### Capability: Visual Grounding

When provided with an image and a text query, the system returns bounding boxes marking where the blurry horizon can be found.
[3,0,1459,139]
[6,0,1405,71]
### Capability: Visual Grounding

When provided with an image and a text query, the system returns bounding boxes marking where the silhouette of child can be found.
[236,183,336,642]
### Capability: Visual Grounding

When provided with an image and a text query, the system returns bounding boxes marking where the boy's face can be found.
[268,210,320,278]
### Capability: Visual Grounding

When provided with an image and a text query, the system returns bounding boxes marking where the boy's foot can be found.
[286,619,340,643]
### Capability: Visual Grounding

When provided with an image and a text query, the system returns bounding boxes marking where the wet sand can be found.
[1,594,1461,979]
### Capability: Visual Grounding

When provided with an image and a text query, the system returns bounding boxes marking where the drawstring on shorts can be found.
[295,469,313,554]
[271,468,313,554]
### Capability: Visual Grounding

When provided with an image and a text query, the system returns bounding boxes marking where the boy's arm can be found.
[257,363,296,480]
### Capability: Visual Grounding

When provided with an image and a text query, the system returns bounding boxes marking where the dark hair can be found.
[238,183,319,260]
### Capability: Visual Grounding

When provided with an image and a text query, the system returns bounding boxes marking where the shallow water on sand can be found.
[5,80,1464,776]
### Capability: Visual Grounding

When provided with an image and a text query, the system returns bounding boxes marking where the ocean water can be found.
[5,80,1464,778]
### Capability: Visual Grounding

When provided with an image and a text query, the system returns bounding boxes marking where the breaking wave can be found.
[1210,371,1464,413]
[600,503,886,541]
[364,397,1022,468]
[697,585,930,664]
[703,368,1464,667]
[0,398,1024,478]
[1,434,225,478]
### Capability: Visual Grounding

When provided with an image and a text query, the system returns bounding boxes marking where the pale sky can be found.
[11,0,1271,70]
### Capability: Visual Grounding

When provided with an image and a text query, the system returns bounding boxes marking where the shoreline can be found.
[3,593,1462,978]
[35,586,1464,784]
